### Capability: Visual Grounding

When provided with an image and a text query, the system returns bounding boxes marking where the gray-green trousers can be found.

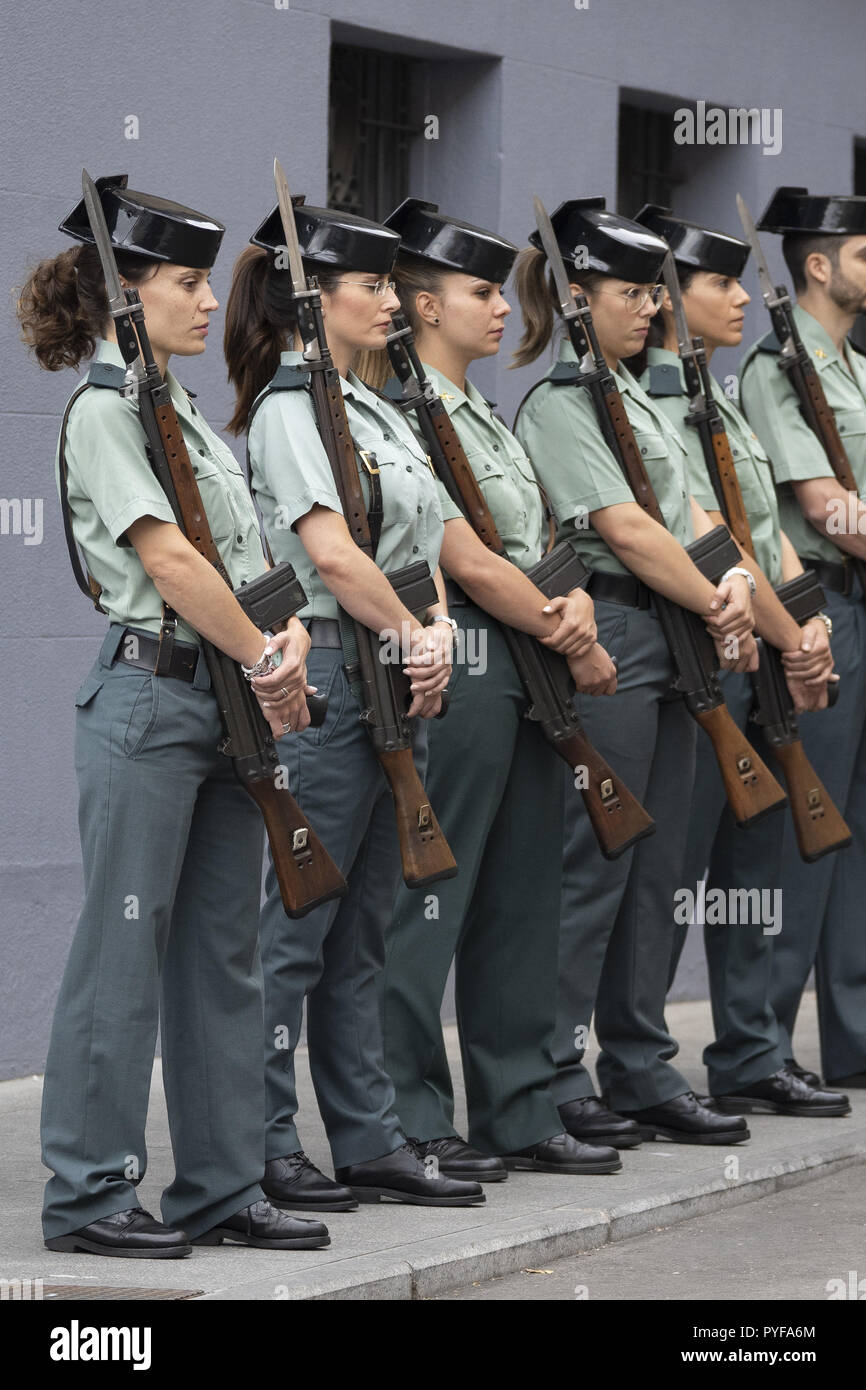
[768,582,866,1080]
[41,626,267,1240]
[381,601,564,1154]
[669,669,788,1094]
[260,644,409,1170]
[554,599,698,1112]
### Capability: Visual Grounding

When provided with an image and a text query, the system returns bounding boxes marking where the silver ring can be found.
[281,721,293,734]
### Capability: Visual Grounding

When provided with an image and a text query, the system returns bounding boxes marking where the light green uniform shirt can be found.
[417,364,547,572]
[515,336,693,576]
[739,303,866,567]
[250,351,444,621]
[642,346,783,586]
[58,338,265,645]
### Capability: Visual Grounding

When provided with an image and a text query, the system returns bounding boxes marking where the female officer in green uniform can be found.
[224,198,483,1208]
[369,199,621,1178]
[19,176,329,1255]
[513,198,756,1144]
[632,206,846,1119]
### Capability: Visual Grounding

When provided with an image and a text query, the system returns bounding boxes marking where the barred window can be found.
[328,43,423,220]
[617,102,684,216]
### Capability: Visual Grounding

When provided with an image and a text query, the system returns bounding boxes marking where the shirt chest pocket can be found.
[190,452,247,544]
[376,450,436,530]
[834,409,866,493]
[469,452,530,531]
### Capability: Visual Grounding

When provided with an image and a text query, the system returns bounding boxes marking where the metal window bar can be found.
[617,103,685,216]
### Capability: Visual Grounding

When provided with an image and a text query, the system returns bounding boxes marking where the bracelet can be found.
[426,613,458,637]
[720,566,756,597]
[241,631,276,680]
[813,611,833,638]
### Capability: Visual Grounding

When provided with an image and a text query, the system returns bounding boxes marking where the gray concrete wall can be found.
[2,0,864,1075]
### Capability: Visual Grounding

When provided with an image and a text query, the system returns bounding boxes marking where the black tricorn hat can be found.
[528,197,668,284]
[252,196,399,274]
[757,186,866,236]
[634,205,749,279]
[383,197,518,283]
[59,174,224,268]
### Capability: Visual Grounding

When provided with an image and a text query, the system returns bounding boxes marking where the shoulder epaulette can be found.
[548,361,582,386]
[646,362,684,397]
[266,362,310,391]
[755,327,782,354]
[86,361,127,389]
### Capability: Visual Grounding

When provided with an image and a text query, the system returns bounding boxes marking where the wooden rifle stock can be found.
[771,741,852,863]
[246,775,351,916]
[692,704,785,827]
[378,749,458,888]
[554,727,655,857]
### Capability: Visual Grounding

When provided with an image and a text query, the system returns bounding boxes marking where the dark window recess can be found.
[617,103,685,216]
[852,142,866,352]
[328,44,422,220]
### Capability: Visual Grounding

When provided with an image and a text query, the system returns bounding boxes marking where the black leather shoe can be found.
[715,1067,850,1117]
[263,1152,359,1211]
[559,1096,642,1149]
[619,1092,750,1144]
[192,1199,329,1249]
[503,1132,621,1174]
[44,1208,191,1259]
[789,1058,823,1089]
[335,1142,485,1205]
[410,1136,508,1182]
[826,1071,866,1089]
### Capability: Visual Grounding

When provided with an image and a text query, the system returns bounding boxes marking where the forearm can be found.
[148,550,265,666]
[794,477,866,560]
[317,546,419,637]
[779,529,806,582]
[450,550,562,637]
[595,511,716,613]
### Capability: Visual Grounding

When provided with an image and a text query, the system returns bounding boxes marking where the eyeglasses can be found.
[592,284,665,313]
[339,277,397,297]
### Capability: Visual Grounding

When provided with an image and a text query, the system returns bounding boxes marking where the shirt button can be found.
[406,465,413,473]
[485,464,492,471]
[412,545,419,554]
[492,444,500,452]
[417,505,422,515]
[198,449,206,456]
[237,535,244,544]
[383,432,391,441]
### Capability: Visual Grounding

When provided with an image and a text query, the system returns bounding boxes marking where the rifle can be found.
[737,194,866,596]
[271,160,456,889]
[81,170,347,919]
[531,195,786,827]
[384,313,654,860]
[661,253,850,861]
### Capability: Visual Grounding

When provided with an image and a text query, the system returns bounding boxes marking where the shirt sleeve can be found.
[516,381,634,523]
[436,479,464,522]
[64,388,177,543]
[739,348,834,484]
[249,388,344,529]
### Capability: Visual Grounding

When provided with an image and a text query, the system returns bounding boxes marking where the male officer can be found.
[740,187,866,1089]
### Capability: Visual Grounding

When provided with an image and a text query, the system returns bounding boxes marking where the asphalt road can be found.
[437,1161,866,1302]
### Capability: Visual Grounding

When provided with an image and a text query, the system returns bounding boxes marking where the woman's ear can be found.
[416,290,440,328]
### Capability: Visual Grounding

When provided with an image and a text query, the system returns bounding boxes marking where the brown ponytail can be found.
[356,252,447,392]
[17,243,154,372]
[511,248,608,369]
[224,246,341,434]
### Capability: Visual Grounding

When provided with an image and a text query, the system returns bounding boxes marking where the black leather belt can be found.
[307,618,342,648]
[444,578,468,608]
[587,570,652,609]
[116,627,199,682]
[799,556,853,597]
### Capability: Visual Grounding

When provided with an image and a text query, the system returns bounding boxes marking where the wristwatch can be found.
[427,613,458,637]
[720,565,757,598]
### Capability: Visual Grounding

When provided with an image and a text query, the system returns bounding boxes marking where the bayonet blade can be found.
[82,169,126,315]
[661,253,695,361]
[736,193,778,306]
[273,158,307,296]
[533,195,578,321]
